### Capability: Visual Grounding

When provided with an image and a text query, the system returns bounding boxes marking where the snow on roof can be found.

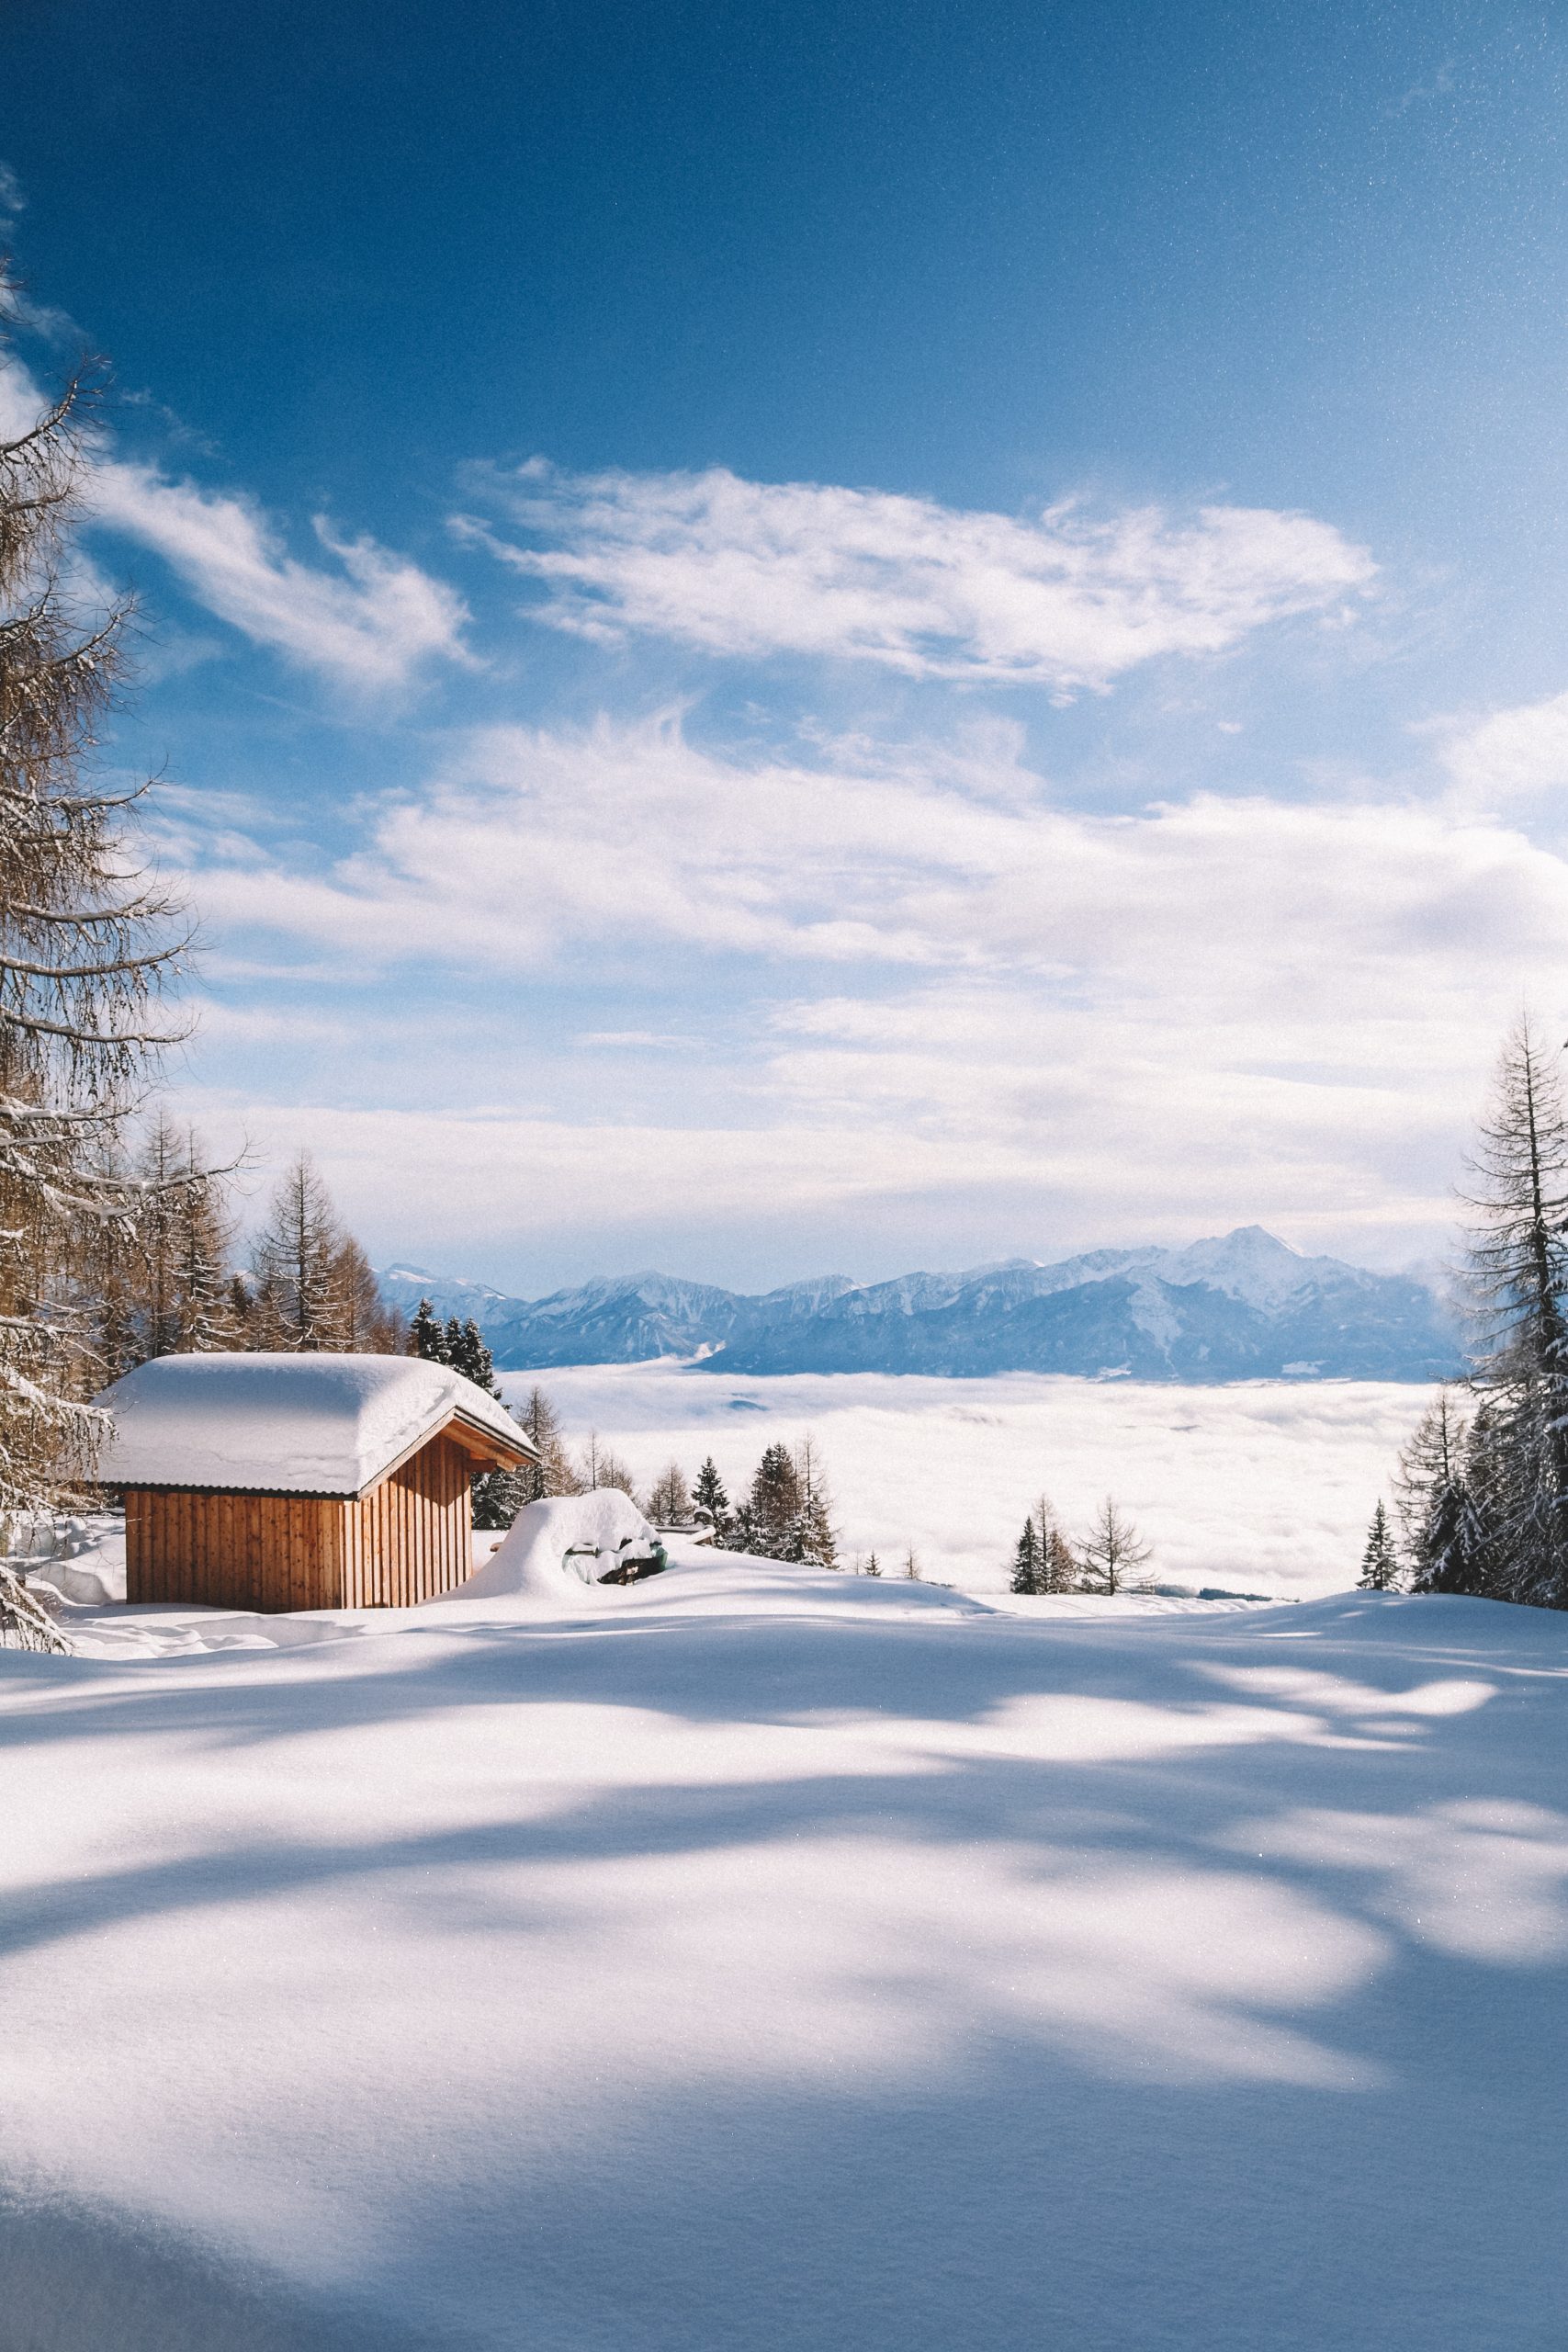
[96,1352,537,1498]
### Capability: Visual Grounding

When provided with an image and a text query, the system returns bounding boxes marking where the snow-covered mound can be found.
[446,1490,995,1623]
[458,1488,668,1600]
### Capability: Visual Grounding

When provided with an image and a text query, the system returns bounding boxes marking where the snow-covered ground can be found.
[4,1504,1565,2351]
[502,1364,1437,1595]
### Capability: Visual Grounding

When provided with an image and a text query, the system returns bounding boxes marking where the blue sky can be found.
[4,0,1568,1291]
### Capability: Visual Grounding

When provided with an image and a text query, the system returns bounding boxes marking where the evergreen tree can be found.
[1395,1391,1478,1594]
[1010,1517,1043,1595]
[409,1297,450,1363]
[745,1442,801,1557]
[1357,1501,1400,1590]
[1461,1016,1568,1608]
[692,1455,732,1542]
[446,1316,498,1391]
[863,1552,881,1577]
[1076,1497,1153,1595]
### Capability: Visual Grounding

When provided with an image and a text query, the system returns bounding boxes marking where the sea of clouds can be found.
[500,1366,1436,1597]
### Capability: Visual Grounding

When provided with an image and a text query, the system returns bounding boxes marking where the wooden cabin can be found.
[96,1352,538,1612]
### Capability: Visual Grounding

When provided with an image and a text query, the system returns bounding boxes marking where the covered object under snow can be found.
[96,1352,538,1612]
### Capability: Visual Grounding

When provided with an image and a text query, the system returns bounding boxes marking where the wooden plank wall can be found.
[125,1435,476,1612]
[342,1436,473,1608]
[125,1488,340,1611]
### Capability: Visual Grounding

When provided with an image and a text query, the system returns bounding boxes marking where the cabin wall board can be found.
[125,1434,476,1612]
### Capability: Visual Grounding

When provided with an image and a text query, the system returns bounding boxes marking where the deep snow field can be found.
[4,1497,1566,2352]
[504,1365,1438,1594]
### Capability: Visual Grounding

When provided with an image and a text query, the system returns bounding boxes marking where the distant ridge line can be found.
[377,1227,1464,1385]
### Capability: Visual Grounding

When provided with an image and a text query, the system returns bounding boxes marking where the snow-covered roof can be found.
[96,1352,537,1498]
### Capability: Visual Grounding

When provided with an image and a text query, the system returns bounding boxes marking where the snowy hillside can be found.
[379,1227,1462,1381]
[3,1523,1565,2351]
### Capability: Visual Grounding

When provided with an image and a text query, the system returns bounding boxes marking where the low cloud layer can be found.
[468,461,1376,690]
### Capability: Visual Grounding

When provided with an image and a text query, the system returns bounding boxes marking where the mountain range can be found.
[377,1227,1464,1383]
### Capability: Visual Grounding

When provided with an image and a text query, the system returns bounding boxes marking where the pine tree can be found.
[249,1154,345,1351]
[0,289,187,1645]
[863,1552,881,1577]
[447,1316,498,1392]
[1010,1517,1043,1595]
[409,1296,449,1363]
[692,1455,732,1542]
[1395,1390,1478,1594]
[1357,1501,1401,1590]
[1075,1497,1153,1595]
[1461,1016,1568,1607]
[745,1442,801,1557]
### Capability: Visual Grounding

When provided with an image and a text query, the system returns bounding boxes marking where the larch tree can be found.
[330,1236,399,1353]
[1461,1014,1568,1609]
[248,1153,345,1351]
[515,1384,580,1501]
[646,1460,693,1524]
[0,291,187,1645]
[1075,1497,1152,1596]
[577,1430,637,1497]
[791,1432,839,1566]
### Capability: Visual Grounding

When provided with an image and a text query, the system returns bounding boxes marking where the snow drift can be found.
[457,1488,668,1600]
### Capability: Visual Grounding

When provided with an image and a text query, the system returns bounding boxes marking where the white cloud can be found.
[463,461,1375,690]
[171,713,1568,1267]
[1439,686,1568,810]
[89,461,471,692]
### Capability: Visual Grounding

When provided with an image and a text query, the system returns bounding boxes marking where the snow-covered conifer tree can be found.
[1357,1501,1400,1590]
[409,1296,449,1363]
[1010,1518,1043,1595]
[692,1455,732,1541]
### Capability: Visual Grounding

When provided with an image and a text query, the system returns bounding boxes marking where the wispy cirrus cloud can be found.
[461,460,1376,691]
[89,461,472,693]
